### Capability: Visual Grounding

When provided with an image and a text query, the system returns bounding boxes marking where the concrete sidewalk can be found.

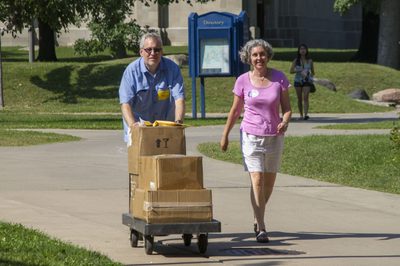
[0,112,399,265]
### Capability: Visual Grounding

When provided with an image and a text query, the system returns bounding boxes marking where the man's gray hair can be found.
[239,39,274,65]
[139,32,163,49]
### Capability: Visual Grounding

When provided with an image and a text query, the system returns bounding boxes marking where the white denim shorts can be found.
[241,131,284,173]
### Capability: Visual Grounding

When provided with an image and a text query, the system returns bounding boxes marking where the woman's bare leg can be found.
[249,172,266,231]
[295,86,303,118]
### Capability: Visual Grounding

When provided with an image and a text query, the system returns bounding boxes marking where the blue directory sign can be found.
[188,11,249,118]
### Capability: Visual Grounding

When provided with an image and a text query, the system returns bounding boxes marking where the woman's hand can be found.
[301,69,309,78]
[220,136,229,152]
[277,121,289,134]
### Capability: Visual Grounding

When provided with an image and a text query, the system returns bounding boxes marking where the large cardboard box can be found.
[129,173,139,210]
[139,155,203,190]
[128,126,186,174]
[129,173,139,199]
[131,189,213,223]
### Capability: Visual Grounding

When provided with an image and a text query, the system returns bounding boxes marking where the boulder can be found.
[348,89,370,100]
[164,54,188,66]
[372,88,400,103]
[313,78,336,91]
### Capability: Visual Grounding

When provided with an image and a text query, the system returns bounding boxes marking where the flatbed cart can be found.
[122,213,221,255]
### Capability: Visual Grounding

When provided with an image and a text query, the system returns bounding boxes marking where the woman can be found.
[290,43,315,120]
[220,39,292,243]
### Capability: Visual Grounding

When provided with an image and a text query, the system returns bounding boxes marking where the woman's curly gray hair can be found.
[239,39,274,65]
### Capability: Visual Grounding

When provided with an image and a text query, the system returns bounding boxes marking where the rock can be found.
[348,89,370,100]
[313,78,336,91]
[164,54,188,66]
[372,88,400,103]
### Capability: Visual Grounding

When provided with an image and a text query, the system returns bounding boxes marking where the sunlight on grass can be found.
[198,135,400,194]
[316,120,399,130]
[0,129,80,146]
[0,222,122,266]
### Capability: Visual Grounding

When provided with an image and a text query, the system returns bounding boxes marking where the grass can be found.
[198,135,400,194]
[0,129,80,146]
[317,120,399,130]
[0,222,122,266]
[1,46,397,114]
[1,45,398,145]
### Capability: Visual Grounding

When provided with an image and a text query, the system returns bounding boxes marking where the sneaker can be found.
[304,115,310,120]
[256,230,269,243]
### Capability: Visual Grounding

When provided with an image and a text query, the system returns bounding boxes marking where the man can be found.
[119,32,185,142]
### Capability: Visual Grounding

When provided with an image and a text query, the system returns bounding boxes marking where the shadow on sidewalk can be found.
[125,231,400,265]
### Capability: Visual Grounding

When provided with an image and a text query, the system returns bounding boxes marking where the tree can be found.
[0,0,212,62]
[74,0,144,58]
[334,0,400,69]
[377,0,400,69]
[0,1,102,61]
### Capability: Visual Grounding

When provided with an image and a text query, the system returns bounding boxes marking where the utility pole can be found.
[0,28,4,109]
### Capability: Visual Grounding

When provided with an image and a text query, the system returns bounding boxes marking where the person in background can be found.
[119,32,185,142]
[290,43,315,120]
[220,39,292,243]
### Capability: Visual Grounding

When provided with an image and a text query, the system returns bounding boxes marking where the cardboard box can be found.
[139,155,203,190]
[129,173,139,199]
[128,173,139,211]
[128,126,186,174]
[130,189,213,223]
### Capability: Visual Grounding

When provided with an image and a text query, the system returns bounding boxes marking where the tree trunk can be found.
[377,0,400,69]
[352,8,379,63]
[37,19,57,62]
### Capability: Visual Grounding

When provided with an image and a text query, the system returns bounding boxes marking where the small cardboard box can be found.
[139,155,203,190]
[130,189,213,223]
[128,126,186,174]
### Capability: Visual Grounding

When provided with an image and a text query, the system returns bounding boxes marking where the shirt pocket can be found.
[156,82,171,101]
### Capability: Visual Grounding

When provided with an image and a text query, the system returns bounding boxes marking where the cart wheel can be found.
[144,235,154,255]
[130,229,139,248]
[197,233,208,254]
[182,234,193,246]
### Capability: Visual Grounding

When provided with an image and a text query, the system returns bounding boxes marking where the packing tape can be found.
[143,201,212,211]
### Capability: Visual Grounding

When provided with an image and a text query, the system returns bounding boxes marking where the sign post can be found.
[188,11,249,119]
[0,28,4,109]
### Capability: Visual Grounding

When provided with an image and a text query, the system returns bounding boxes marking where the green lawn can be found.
[1,46,397,114]
[0,222,122,266]
[317,120,399,130]
[0,129,80,146]
[198,134,400,194]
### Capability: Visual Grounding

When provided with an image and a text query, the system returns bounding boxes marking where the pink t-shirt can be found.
[233,69,290,136]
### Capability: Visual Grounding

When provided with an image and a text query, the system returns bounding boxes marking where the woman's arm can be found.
[277,89,292,134]
[289,59,298,74]
[220,95,244,151]
[310,59,315,76]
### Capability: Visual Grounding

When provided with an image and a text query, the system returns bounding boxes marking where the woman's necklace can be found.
[252,70,267,82]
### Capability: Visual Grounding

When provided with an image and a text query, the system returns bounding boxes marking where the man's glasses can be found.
[143,47,162,54]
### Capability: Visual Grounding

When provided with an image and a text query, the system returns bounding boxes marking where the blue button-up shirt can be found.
[119,57,185,142]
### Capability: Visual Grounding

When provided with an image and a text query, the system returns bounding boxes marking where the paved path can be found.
[0,112,399,266]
